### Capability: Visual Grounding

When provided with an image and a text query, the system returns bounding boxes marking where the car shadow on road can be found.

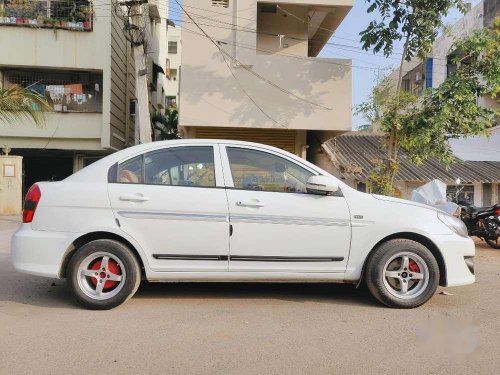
[1,254,379,309]
[0,276,380,310]
[133,281,380,308]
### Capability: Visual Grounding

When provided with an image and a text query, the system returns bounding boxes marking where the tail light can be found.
[496,208,500,216]
[23,184,41,223]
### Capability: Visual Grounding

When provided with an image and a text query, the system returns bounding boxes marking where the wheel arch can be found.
[363,232,447,286]
[60,231,146,278]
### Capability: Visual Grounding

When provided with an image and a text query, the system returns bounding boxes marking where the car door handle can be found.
[119,194,150,202]
[236,200,265,208]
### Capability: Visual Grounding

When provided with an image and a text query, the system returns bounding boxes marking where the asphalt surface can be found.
[0,217,499,374]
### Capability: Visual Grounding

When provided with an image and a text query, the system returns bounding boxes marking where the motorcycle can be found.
[451,186,500,249]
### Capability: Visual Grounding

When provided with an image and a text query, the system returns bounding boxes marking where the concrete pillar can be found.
[473,183,483,206]
[492,183,499,205]
[0,155,23,215]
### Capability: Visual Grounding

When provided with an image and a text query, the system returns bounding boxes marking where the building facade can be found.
[392,1,499,118]
[0,0,168,198]
[166,25,181,108]
[179,0,353,160]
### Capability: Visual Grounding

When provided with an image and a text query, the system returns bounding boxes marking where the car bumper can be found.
[11,224,82,278]
[433,233,475,287]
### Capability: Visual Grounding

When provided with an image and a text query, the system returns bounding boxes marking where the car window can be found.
[144,146,216,187]
[226,147,314,193]
[118,155,143,184]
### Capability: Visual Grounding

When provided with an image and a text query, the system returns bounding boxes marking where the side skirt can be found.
[145,271,349,283]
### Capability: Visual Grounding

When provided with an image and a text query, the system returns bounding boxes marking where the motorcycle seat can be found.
[467,204,499,213]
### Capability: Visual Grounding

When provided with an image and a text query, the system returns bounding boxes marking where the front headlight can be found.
[437,212,469,237]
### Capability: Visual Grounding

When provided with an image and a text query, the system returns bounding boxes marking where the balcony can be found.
[0,0,93,31]
[2,68,103,113]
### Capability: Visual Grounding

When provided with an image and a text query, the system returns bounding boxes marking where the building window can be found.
[0,0,93,31]
[3,68,103,113]
[167,68,177,81]
[212,0,229,8]
[401,63,425,97]
[168,41,178,54]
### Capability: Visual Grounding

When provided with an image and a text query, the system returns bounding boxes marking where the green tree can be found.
[399,20,499,165]
[151,108,180,141]
[355,77,398,132]
[0,85,51,127]
[360,0,467,194]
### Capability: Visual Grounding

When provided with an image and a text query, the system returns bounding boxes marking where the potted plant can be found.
[77,5,92,30]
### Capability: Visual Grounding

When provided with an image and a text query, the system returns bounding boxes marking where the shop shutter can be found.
[194,127,297,154]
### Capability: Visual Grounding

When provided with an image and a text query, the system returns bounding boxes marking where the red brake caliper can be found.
[408,259,420,283]
[89,259,121,289]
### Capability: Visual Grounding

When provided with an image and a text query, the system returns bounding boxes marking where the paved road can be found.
[0,218,499,374]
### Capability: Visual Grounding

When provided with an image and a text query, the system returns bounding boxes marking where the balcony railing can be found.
[3,69,103,113]
[0,0,93,31]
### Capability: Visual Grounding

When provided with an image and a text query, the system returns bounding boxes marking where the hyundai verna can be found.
[11,140,475,309]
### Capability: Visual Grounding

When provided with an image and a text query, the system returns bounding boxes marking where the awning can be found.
[322,133,500,183]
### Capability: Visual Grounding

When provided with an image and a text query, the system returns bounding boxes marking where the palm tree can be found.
[0,85,52,127]
[151,108,180,141]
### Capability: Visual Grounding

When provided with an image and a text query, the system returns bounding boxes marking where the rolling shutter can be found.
[194,127,297,154]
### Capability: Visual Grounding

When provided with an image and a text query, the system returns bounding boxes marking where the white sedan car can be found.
[12,140,475,309]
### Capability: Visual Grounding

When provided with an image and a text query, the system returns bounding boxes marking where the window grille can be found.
[3,69,103,113]
[0,0,93,31]
[211,0,228,9]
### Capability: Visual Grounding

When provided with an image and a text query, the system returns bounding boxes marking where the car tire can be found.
[365,239,439,308]
[67,239,141,310]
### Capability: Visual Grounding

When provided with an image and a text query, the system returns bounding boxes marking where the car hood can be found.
[371,194,441,213]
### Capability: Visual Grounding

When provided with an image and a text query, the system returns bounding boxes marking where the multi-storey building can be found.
[179,0,353,162]
[0,0,168,197]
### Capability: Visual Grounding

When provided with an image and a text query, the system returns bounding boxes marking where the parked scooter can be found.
[452,186,500,249]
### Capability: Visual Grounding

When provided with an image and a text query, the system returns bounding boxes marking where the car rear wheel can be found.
[365,239,439,308]
[67,239,141,310]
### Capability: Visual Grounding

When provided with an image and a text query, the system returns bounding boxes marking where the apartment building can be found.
[392,0,498,113]
[179,0,353,161]
[0,0,168,197]
[166,25,181,108]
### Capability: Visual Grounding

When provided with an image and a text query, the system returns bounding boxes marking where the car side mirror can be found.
[306,176,339,195]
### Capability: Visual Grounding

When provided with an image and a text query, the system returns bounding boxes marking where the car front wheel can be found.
[365,239,439,308]
[67,239,141,310]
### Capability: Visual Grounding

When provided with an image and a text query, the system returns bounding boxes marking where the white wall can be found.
[166,26,181,101]
[180,0,352,131]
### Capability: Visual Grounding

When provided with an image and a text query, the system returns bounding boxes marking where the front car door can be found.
[108,144,229,272]
[221,145,351,272]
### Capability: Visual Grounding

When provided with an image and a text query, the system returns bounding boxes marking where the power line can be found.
[92,2,451,76]
[164,7,450,63]
[173,0,286,127]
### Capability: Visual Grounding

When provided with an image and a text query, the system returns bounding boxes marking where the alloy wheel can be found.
[77,251,126,300]
[382,252,429,299]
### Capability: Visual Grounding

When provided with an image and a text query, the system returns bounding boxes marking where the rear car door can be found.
[108,144,229,272]
[221,145,351,273]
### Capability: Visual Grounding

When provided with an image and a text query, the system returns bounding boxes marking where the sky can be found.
[169,0,482,130]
